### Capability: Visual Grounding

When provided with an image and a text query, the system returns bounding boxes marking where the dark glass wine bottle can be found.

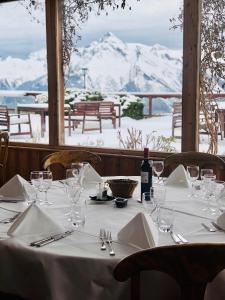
[140,147,152,201]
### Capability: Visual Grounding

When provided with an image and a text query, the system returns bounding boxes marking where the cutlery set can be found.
[30,230,74,247]
[202,222,225,232]
[99,229,115,256]
[170,231,188,244]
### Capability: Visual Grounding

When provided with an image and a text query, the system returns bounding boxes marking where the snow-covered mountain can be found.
[0,32,182,93]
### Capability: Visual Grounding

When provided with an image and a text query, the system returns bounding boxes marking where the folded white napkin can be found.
[165,164,190,188]
[216,213,225,230]
[117,212,158,249]
[8,203,64,237]
[0,174,33,201]
[80,163,102,187]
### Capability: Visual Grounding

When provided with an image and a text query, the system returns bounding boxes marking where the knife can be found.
[30,230,74,247]
[176,233,188,244]
[211,221,225,232]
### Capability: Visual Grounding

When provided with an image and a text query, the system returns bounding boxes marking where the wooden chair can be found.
[171,102,182,137]
[0,105,32,137]
[114,243,225,300]
[42,150,101,180]
[163,151,225,180]
[70,102,102,133]
[99,101,116,129]
[0,131,9,186]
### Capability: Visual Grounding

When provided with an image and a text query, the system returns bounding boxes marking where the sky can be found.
[0,0,183,58]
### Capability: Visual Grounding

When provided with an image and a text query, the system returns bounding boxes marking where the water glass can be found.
[30,171,43,203]
[72,200,86,229]
[158,208,174,233]
[150,186,166,208]
[142,192,157,223]
[187,165,199,197]
[202,174,217,214]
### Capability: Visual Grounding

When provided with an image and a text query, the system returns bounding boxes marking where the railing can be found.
[114,92,225,117]
[1,90,225,118]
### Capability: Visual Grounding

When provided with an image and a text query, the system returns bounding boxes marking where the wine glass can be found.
[30,171,43,203]
[153,161,164,184]
[187,165,199,197]
[39,171,53,205]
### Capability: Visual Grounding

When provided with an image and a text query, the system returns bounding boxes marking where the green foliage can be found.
[85,91,103,101]
[123,102,144,120]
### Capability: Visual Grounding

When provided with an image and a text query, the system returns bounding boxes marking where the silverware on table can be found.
[99,229,106,250]
[176,233,188,244]
[0,212,21,224]
[201,223,217,232]
[106,231,115,256]
[170,231,182,244]
[30,230,74,247]
[211,222,225,232]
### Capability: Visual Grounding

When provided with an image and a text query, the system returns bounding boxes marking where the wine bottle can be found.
[141,147,152,201]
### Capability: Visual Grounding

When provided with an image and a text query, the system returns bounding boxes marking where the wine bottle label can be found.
[141,171,149,183]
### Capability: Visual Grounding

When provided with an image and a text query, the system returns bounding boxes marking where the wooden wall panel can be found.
[5,146,158,182]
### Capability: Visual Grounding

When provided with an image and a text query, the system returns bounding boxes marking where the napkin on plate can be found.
[0,174,33,201]
[80,163,102,187]
[7,203,64,237]
[165,164,190,188]
[117,212,158,249]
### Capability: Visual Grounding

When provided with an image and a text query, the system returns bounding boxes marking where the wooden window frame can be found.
[3,0,201,157]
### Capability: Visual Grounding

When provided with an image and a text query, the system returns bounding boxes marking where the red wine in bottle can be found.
[141,148,152,201]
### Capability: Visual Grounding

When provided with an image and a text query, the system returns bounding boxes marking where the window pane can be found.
[62,0,183,153]
[0,1,48,144]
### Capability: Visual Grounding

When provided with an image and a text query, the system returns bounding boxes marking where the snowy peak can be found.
[0,32,182,93]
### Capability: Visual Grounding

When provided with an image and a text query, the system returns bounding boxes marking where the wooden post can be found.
[182,0,201,152]
[148,96,153,117]
[45,0,64,146]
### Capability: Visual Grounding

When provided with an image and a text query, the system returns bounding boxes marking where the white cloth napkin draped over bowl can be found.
[80,164,102,188]
[0,174,33,201]
[117,212,158,249]
[8,203,64,237]
[165,164,190,188]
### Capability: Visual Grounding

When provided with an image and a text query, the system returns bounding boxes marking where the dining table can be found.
[0,177,224,300]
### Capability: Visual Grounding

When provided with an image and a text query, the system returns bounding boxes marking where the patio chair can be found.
[171,102,182,137]
[163,151,225,180]
[70,102,102,134]
[114,243,225,300]
[0,105,32,137]
[0,131,9,186]
[99,101,116,128]
[42,150,101,180]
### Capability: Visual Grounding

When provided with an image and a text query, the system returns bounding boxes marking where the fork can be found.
[106,231,115,256]
[201,223,217,232]
[99,229,106,250]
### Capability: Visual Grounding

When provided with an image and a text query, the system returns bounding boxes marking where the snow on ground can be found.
[8,113,225,155]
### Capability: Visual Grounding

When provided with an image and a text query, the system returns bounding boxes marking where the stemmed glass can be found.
[202,174,217,215]
[187,165,199,197]
[30,171,43,203]
[142,192,157,223]
[153,161,164,184]
[39,171,53,205]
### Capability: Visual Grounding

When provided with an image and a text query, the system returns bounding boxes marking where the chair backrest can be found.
[172,102,182,115]
[163,151,225,180]
[99,102,114,113]
[42,150,101,180]
[0,131,9,186]
[114,243,225,300]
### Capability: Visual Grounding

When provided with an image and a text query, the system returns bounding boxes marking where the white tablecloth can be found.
[0,178,224,300]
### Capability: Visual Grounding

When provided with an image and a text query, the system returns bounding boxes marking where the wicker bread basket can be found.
[106,179,138,198]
